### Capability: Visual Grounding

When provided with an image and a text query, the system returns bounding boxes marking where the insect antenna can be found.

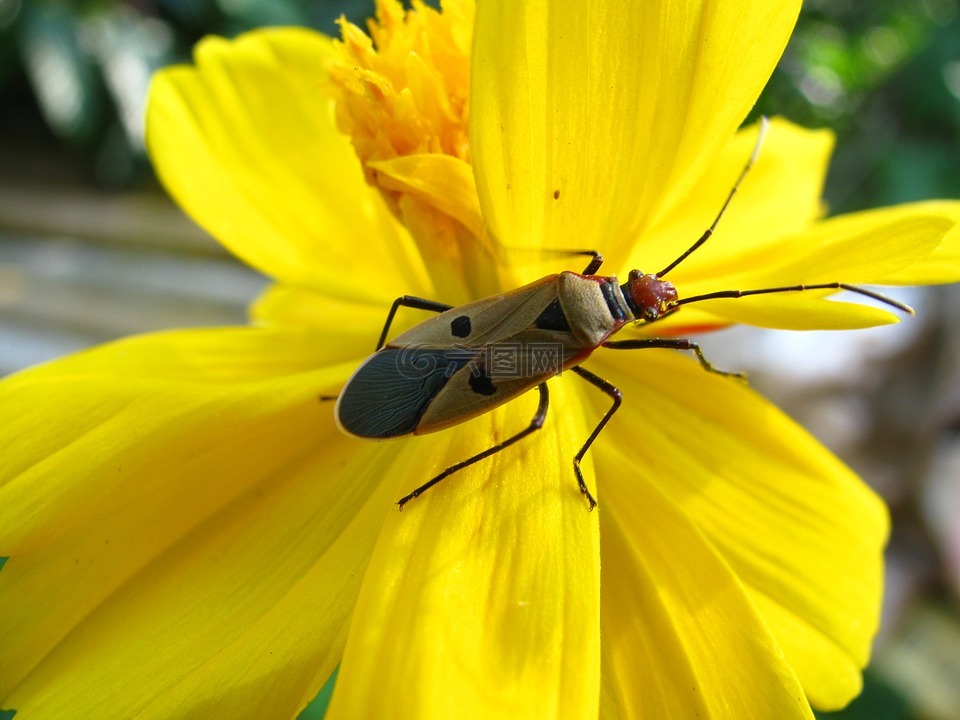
[657,116,770,279]
[649,116,912,317]
[675,282,914,315]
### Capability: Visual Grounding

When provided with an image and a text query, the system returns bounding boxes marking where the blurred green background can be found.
[1,1,959,718]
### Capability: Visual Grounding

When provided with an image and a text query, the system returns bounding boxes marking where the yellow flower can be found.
[2,1,960,718]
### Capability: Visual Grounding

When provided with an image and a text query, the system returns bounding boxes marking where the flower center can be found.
[330,0,472,173]
[329,0,497,299]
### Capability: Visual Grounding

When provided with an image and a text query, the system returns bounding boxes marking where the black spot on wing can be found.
[338,348,471,438]
[534,298,571,331]
[451,315,472,338]
[468,367,496,396]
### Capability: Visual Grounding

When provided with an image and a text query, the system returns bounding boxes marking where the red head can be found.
[622,270,678,322]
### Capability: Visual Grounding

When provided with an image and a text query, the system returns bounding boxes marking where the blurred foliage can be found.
[0,0,372,186]
[297,666,338,719]
[815,670,912,720]
[751,0,960,214]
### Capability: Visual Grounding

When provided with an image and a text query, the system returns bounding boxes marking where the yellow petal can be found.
[250,284,484,360]
[146,28,429,298]
[250,283,406,341]
[367,153,509,299]
[0,327,393,718]
[598,463,813,719]
[698,203,953,288]
[692,295,901,330]
[674,204,956,330]
[588,349,887,709]
[327,378,601,719]
[2,441,398,720]
[471,0,801,265]
[628,118,834,281]
[368,154,484,243]
[0,327,346,553]
[876,203,960,284]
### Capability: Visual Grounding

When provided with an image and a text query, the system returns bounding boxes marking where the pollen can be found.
[329,0,492,298]
[329,0,472,182]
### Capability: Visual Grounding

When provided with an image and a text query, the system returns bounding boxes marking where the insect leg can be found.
[322,296,454,402]
[396,382,550,510]
[499,247,604,274]
[377,296,453,350]
[569,366,618,511]
[578,251,604,275]
[603,338,746,380]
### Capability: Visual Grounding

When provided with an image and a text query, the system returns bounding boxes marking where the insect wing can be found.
[387,275,560,349]
[339,274,598,438]
[335,346,479,438]
[414,328,589,434]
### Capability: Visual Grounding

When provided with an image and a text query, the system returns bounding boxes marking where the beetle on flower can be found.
[2,1,960,719]
[333,120,915,514]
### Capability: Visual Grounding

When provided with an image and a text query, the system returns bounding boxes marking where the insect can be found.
[333,119,912,510]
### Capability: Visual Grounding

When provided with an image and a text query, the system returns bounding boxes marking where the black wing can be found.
[335,347,475,438]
